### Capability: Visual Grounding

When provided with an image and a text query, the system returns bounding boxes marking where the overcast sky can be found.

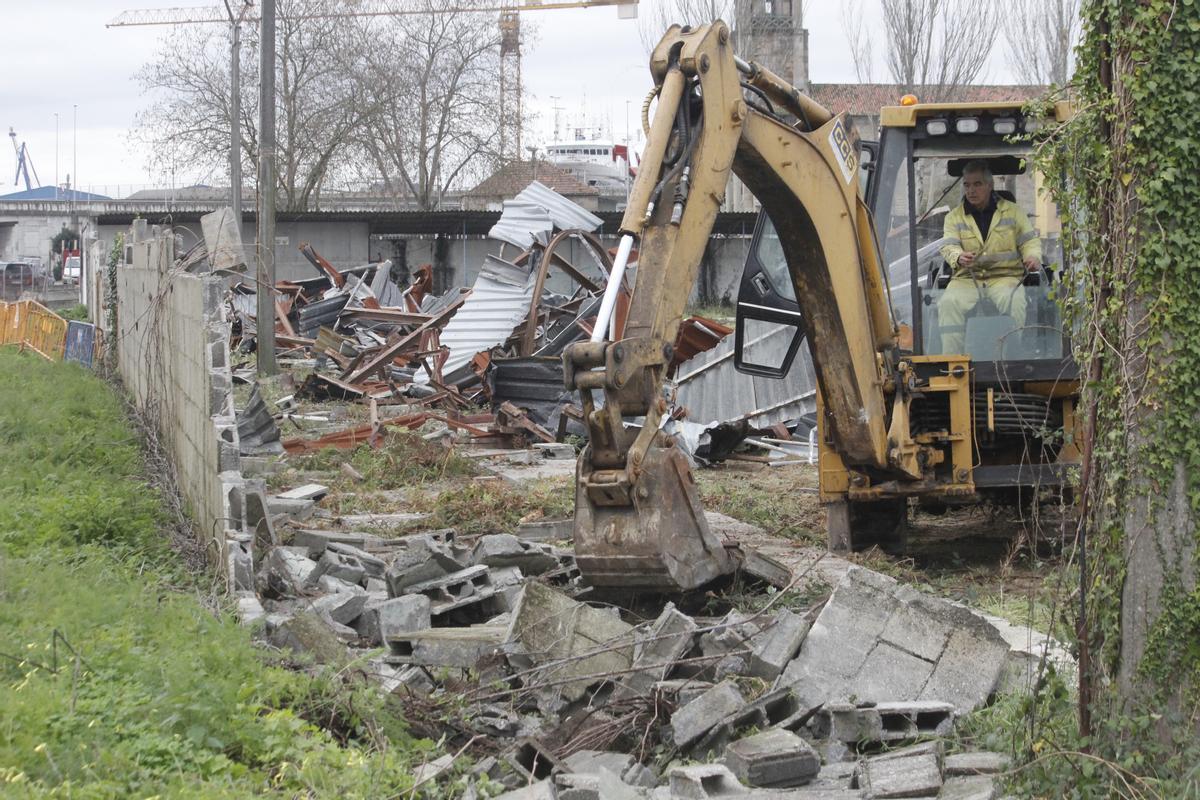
[0,1,1014,194]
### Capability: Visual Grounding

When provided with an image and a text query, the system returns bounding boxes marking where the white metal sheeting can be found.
[413,255,536,385]
[671,323,817,428]
[487,180,603,249]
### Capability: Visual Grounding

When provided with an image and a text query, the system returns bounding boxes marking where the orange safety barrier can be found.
[0,300,69,361]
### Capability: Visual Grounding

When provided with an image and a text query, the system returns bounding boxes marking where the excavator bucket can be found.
[573,442,734,592]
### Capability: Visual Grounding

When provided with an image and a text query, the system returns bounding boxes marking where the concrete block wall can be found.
[116,226,247,564]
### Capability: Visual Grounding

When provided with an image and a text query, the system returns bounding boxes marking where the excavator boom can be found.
[563,22,904,591]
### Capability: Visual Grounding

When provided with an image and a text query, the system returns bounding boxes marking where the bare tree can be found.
[346,0,504,210]
[637,0,734,55]
[880,0,998,101]
[1002,0,1079,85]
[136,0,368,211]
[841,0,875,83]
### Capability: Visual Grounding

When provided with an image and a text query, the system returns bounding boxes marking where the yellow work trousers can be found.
[936,275,1026,355]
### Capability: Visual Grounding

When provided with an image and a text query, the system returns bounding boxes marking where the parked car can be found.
[63,255,81,282]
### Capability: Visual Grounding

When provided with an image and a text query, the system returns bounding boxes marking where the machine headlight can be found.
[925,119,948,136]
[992,118,1017,135]
[955,117,980,133]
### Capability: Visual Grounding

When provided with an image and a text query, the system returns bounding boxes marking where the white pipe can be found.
[590,233,634,343]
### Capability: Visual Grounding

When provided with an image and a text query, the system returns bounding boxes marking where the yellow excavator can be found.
[563,22,1078,592]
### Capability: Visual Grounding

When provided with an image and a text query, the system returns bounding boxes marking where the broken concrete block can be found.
[385,537,466,596]
[261,547,318,596]
[748,609,810,680]
[471,534,558,574]
[700,611,762,658]
[505,582,634,702]
[616,603,698,699]
[227,539,254,591]
[491,780,555,800]
[739,547,792,589]
[307,549,368,588]
[780,567,1009,713]
[554,769,646,800]
[937,775,997,799]
[356,595,432,645]
[668,763,747,797]
[327,542,386,578]
[671,680,746,748]
[561,750,636,778]
[365,657,435,695]
[504,737,561,783]
[267,495,316,523]
[859,753,942,798]
[401,565,498,620]
[692,686,803,754]
[310,592,368,626]
[388,623,506,667]
[278,483,329,501]
[723,728,820,788]
[242,488,278,560]
[516,518,573,542]
[489,565,525,612]
[293,528,381,557]
[316,574,366,596]
[943,752,1009,777]
[858,744,944,799]
[266,611,345,664]
[236,592,265,625]
[814,701,956,744]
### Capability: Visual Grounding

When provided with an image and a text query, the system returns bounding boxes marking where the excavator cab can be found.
[737,101,1079,550]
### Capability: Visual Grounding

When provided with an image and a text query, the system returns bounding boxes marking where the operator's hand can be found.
[1023,256,1041,272]
[957,252,977,269]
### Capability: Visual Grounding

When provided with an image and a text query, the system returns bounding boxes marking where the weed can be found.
[292,431,479,492]
[409,477,574,536]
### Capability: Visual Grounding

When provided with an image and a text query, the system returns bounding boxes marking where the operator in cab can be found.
[937,160,1042,354]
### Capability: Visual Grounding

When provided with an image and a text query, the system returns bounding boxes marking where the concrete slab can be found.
[937,776,997,800]
[859,752,942,799]
[505,582,634,702]
[780,567,1010,713]
[943,753,1009,777]
[617,603,698,699]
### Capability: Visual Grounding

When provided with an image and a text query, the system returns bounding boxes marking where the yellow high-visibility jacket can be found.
[940,196,1042,280]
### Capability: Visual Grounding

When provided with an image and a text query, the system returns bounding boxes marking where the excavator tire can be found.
[827,498,908,553]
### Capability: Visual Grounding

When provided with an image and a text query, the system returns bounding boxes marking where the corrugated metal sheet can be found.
[487,180,603,248]
[413,256,535,385]
[672,323,816,428]
[297,294,349,337]
[489,356,570,427]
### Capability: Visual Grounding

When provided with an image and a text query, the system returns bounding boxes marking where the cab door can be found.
[733,212,805,378]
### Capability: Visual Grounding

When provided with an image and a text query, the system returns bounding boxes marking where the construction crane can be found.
[107,0,639,160]
[9,128,41,192]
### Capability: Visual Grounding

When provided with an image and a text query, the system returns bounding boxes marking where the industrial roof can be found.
[808,83,1047,118]
[0,186,111,201]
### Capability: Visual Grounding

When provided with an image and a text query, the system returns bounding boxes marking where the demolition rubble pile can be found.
[229,474,1053,798]
[213,184,737,457]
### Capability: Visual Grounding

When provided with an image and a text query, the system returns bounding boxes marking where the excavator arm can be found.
[563,22,923,591]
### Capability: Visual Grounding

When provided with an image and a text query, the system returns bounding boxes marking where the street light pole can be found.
[255,0,278,376]
[224,1,250,223]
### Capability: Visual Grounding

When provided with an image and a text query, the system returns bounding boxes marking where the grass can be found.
[696,465,824,546]
[0,348,465,798]
[407,477,574,536]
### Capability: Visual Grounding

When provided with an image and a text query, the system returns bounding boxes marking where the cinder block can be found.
[723,728,819,788]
